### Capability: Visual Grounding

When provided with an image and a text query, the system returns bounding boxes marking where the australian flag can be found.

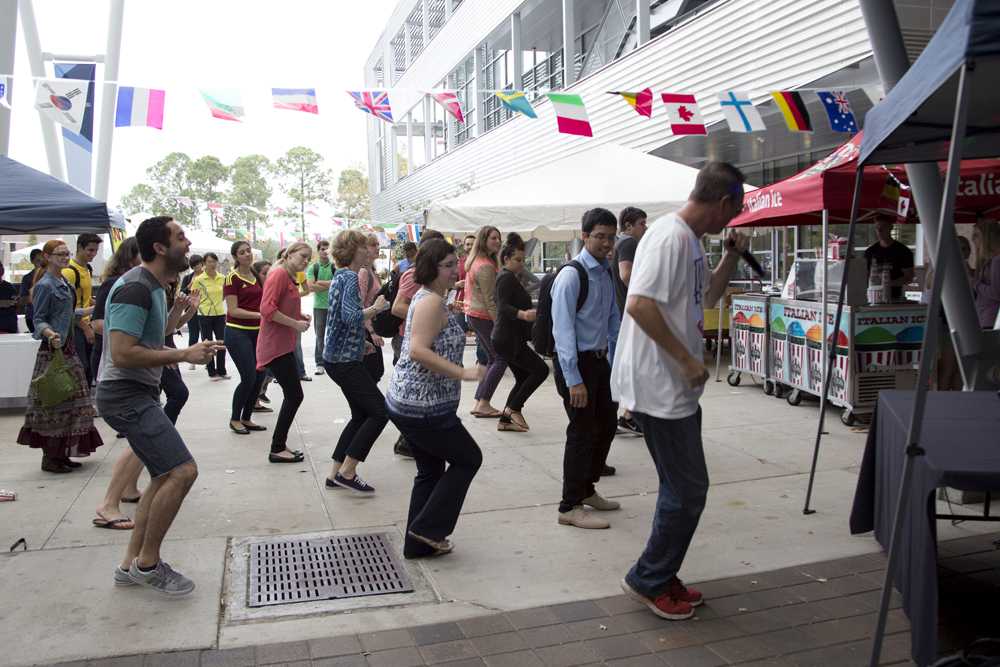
[816,91,858,133]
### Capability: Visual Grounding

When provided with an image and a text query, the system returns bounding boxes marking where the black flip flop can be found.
[268,452,304,463]
[241,423,267,432]
[93,516,134,530]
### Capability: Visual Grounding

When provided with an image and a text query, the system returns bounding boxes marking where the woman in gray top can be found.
[17,239,103,473]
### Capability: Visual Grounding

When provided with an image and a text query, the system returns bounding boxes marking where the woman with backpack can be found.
[464,225,507,418]
[322,230,391,494]
[386,238,481,557]
[492,234,549,432]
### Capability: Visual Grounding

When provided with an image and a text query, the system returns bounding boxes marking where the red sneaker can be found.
[621,578,695,620]
[668,577,703,607]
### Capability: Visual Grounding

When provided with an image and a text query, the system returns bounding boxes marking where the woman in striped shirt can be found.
[322,230,390,494]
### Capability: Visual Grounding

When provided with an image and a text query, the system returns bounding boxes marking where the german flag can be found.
[771,91,812,132]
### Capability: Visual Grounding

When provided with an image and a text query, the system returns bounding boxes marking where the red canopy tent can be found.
[729,134,909,228]
[730,133,1000,228]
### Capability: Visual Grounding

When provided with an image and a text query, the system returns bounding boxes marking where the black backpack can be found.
[371,269,404,337]
[532,261,588,358]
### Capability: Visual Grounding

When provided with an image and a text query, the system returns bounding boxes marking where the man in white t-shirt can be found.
[613,162,749,621]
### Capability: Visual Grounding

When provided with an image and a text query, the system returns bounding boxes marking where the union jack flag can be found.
[348,90,393,123]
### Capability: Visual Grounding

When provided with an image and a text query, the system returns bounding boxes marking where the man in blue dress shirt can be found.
[551,208,622,530]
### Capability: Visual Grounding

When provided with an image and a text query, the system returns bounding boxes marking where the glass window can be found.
[451,55,476,146]
[542,241,570,272]
[431,80,449,158]
[410,98,428,172]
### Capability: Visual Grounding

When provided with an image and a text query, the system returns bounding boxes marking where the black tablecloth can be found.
[850,391,1000,666]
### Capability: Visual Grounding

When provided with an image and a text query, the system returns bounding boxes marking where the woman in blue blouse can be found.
[17,240,104,473]
[322,230,390,495]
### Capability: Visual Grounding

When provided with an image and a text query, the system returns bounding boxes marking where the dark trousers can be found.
[75,326,94,386]
[390,411,482,558]
[199,315,227,376]
[159,365,189,425]
[225,327,265,422]
[313,309,328,366]
[324,361,388,463]
[625,410,707,598]
[90,333,103,383]
[187,313,200,347]
[553,352,618,512]
[498,342,549,412]
[265,352,303,454]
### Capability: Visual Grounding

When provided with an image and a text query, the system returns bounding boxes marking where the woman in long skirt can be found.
[17,240,103,473]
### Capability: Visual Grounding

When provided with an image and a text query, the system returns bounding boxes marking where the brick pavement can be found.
[59,532,1000,667]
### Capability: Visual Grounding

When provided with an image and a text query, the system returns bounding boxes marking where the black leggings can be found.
[199,315,227,376]
[498,342,549,412]
[159,365,189,425]
[265,352,303,454]
[225,327,265,422]
[325,361,388,463]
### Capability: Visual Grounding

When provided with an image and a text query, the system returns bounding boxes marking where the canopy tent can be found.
[0,157,124,234]
[424,144,707,238]
[860,0,1000,165]
[728,134,909,228]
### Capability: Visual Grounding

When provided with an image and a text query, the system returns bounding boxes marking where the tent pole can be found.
[867,61,971,667]
[803,174,862,515]
[714,291,724,382]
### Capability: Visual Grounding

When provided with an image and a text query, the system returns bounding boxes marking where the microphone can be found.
[726,239,766,278]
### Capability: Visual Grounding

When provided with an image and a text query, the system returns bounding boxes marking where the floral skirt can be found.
[16,337,104,458]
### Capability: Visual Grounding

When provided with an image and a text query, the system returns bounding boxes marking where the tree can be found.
[227,155,272,243]
[274,147,333,240]
[120,183,159,217]
[188,156,230,231]
[137,152,197,225]
[335,167,370,222]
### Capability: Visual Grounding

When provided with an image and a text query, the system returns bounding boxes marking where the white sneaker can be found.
[558,506,610,529]
[583,492,621,511]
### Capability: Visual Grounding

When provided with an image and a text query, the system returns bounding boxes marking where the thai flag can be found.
[115,86,165,129]
[272,88,318,114]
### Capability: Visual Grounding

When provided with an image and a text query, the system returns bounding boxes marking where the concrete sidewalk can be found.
[1,330,996,666]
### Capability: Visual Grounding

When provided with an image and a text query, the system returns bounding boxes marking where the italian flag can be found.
[546,93,593,137]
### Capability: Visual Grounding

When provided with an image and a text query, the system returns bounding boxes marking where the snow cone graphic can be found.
[748,313,766,376]
[895,325,924,368]
[827,329,850,401]
[732,311,749,372]
[855,326,896,372]
[806,324,824,393]
[770,316,787,382]
[788,321,806,386]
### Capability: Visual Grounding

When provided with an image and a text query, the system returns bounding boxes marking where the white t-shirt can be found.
[611,213,707,420]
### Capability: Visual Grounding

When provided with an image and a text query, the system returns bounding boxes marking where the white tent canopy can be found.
[424,144,704,239]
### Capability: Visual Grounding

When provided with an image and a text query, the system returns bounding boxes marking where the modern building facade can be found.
[363,0,954,268]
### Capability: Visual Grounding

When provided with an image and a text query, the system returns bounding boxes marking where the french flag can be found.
[272,88,318,114]
[115,86,165,129]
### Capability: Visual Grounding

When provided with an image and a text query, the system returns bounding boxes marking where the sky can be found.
[7,0,398,210]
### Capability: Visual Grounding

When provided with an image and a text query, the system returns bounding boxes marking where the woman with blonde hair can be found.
[464,225,507,418]
[18,239,104,473]
[322,230,390,494]
[256,242,313,463]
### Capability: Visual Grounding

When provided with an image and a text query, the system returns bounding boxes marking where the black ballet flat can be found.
[241,423,267,432]
[229,423,250,435]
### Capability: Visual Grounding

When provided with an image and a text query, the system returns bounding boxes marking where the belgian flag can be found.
[771,91,812,132]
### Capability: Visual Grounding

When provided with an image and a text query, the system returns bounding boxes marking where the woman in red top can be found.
[224,241,267,435]
[256,242,313,463]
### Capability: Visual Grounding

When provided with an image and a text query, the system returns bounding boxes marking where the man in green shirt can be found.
[306,240,335,374]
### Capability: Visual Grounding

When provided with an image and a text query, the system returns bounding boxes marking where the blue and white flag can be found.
[718,90,765,133]
[816,90,858,133]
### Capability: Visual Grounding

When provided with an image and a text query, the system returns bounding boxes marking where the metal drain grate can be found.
[248,532,413,607]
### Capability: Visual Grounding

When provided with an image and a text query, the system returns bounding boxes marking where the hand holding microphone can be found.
[724,231,765,278]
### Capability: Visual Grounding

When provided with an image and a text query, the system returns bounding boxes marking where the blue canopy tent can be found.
[830,2,1000,665]
[0,156,125,234]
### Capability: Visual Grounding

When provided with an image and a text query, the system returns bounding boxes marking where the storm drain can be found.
[248,532,413,607]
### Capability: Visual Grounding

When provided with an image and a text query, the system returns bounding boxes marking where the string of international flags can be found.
[24,73,861,139]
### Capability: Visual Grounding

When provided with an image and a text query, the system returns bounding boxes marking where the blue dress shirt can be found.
[550,248,621,386]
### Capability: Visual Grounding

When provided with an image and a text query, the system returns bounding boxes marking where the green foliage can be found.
[274,147,333,238]
[227,155,272,242]
[335,167,370,220]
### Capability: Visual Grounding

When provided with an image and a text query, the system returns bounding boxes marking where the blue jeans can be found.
[225,327,265,422]
[625,409,707,598]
